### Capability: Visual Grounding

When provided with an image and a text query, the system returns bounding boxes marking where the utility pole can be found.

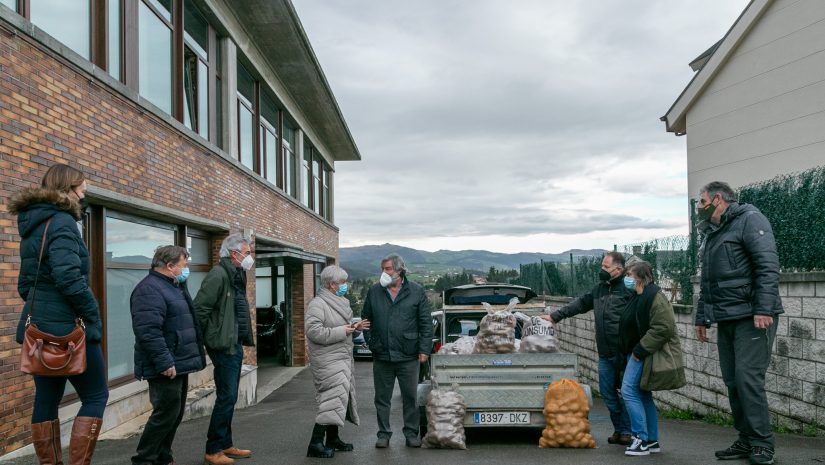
[569,252,575,297]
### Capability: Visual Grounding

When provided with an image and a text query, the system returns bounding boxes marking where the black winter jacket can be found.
[697,202,783,326]
[131,270,206,379]
[10,188,102,344]
[547,276,631,357]
[362,279,433,362]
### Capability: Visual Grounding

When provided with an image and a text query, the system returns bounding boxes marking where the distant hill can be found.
[340,243,607,280]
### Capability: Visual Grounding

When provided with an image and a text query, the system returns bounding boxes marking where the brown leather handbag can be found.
[20,217,87,377]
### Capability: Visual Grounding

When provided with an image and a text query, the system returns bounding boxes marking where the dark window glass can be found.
[139,1,172,114]
[323,168,331,220]
[30,0,91,59]
[108,0,121,80]
[237,64,255,102]
[183,0,208,58]
[146,0,171,21]
[216,76,223,148]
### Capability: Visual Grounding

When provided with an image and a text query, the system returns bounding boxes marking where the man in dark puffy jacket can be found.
[362,253,432,449]
[131,245,205,465]
[695,181,783,465]
[542,251,633,445]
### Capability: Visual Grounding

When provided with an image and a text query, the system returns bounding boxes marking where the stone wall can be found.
[544,271,825,434]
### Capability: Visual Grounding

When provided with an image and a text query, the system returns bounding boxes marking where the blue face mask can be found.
[176,267,190,283]
[336,283,348,297]
[623,276,636,290]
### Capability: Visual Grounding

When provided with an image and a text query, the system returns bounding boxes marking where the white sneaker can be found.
[625,436,650,456]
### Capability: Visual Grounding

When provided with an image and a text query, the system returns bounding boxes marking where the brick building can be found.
[0,0,359,456]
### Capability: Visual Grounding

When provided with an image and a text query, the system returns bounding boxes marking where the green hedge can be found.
[738,166,825,272]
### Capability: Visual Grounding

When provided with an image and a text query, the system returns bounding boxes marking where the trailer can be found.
[417,284,591,433]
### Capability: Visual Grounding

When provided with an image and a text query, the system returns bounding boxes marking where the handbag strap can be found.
[25,217,53,324]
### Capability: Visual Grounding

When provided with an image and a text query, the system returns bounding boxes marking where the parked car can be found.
[351,318,372,359]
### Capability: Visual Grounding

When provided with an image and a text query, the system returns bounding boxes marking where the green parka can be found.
[193,257,255,354]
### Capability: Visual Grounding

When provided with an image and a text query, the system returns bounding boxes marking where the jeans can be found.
[373,359,420,439]
[205,344,243,454]
[718,317,777,448]
[32,343,109,422]
[132,375,189,465]
[621,355,658,442]
[598,355,630,435]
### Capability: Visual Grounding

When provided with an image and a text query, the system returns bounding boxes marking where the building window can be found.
[283,125,297,198]
[108,0,121,81]
[312,156,321,215]
[186,232,211,298]
[138,0,173,114]
[260,92,280,187]
[237,63,256,171]
[301,147,311,207]
[0,0,16,10]
[104,214,176,381]
[314,263,322,295]
[322,167,332,220]
[183,0,209,139]
[29,0,91,59]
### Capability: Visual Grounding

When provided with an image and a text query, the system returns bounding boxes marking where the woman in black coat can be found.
[9,164,108,465]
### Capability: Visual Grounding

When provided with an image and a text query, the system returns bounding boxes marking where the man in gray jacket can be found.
[695,181,783,465]
[362,254,433,449]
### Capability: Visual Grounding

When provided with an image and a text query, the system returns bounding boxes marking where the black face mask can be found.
[599,269,612,282]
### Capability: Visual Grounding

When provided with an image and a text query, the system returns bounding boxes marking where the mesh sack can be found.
[472,298,518,354]
[422,385,467,449]
[539,379,597,449]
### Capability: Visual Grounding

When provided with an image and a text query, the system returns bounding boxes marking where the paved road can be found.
[4,360,824,464]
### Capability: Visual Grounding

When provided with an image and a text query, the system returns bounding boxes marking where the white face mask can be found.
[379,271,393,287]
[240,254,254,271]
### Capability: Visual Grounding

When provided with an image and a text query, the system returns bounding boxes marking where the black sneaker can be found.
[645,440,660,453]
[715,440,751,460]
[749,446,774,465]
[625,436,650,456]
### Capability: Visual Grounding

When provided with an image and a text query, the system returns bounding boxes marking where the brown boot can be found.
[204,451,235,465]
[68,417,102,465]
[31,419,63,465]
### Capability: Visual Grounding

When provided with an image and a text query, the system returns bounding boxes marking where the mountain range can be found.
[339,243,607,280]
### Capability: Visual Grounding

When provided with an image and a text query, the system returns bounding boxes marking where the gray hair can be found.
[628,261,654,287]
[152,245,189,268]
[700,181,737,203]
[320,265,348,287]
[381,253,407,276]
[220,233,251,258]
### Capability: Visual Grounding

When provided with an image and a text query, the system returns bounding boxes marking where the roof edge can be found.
[662,0,773,134]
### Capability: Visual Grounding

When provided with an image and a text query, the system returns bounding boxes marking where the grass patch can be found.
[661,408,696,421]
[802,423,821,437]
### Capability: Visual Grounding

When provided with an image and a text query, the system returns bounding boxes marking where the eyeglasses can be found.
[232,249,252,258]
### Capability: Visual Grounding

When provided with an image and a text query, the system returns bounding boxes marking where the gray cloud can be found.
[293,0,749,250]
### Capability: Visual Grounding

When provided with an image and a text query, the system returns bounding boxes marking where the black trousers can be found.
[717,317,778,449]
[373,358,419,439]
[132,374,189,465]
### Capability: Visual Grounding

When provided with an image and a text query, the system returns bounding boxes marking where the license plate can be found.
[356,349,371,354]
[473,411,530,425]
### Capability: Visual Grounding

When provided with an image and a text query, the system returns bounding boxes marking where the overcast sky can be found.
[292,0,749,254]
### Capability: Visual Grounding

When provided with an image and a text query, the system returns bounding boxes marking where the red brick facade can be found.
[0,25,338,455]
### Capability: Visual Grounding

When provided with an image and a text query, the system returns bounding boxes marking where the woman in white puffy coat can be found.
[305,265,370,458]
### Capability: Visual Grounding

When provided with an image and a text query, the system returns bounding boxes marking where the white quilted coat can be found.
[305,288,360,426]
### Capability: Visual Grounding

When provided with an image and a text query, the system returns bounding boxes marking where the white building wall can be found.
[684,0,825,195]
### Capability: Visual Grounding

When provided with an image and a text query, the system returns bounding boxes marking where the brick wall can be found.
[545,273,825,434]
[0,24,337,454]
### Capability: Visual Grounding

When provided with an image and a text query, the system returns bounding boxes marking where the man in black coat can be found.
[695,182,783,465]
[362,254,432,449]
[131,245,206,465]
[542,251,633,445]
